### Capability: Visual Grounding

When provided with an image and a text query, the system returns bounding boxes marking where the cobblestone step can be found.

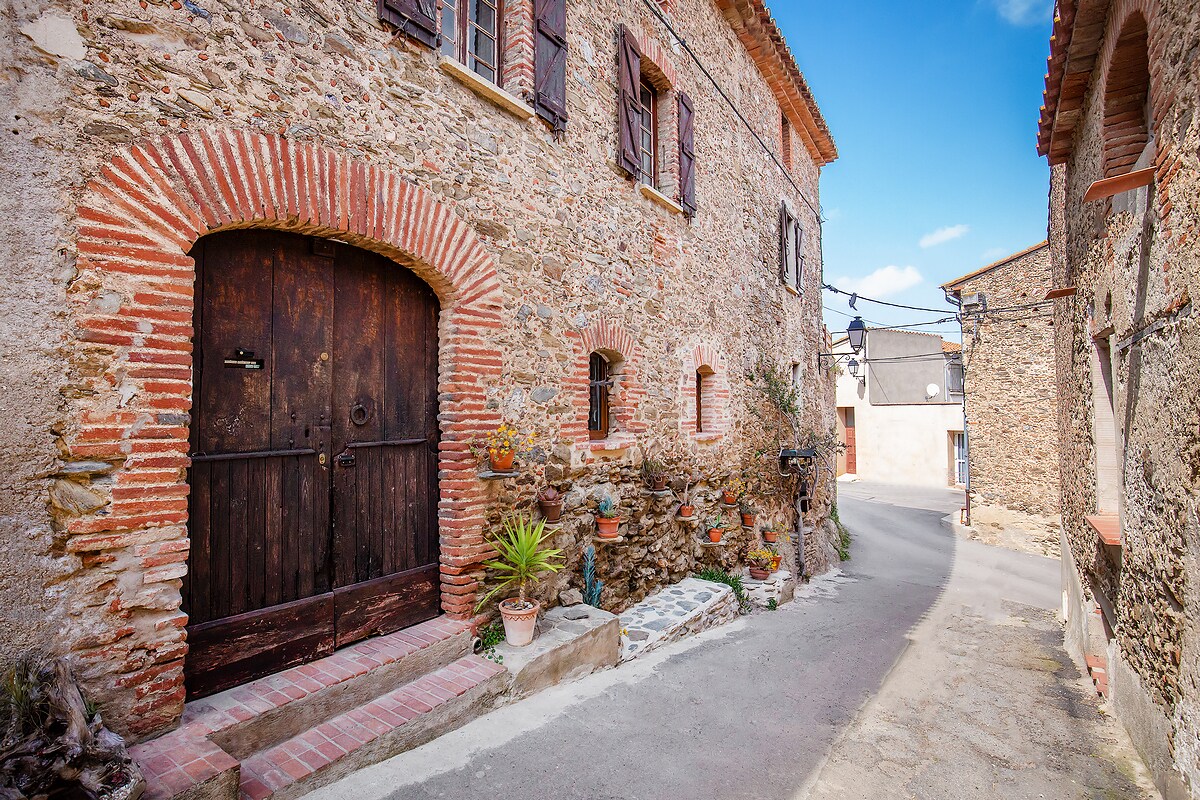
[618,577,739,661]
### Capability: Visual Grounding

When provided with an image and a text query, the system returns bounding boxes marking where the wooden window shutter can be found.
[378,0,438,49]
[678,92,697,216]
[779,202,793,286]
[534,0,568,132]
[617,24,642,178]
[792,218,804,291]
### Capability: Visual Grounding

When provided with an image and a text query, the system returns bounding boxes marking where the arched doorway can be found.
[182,230,441,698]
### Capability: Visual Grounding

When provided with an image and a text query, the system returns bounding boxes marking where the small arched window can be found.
[695,370,704,432]
[695,366,714,433]
[589,352,611,440]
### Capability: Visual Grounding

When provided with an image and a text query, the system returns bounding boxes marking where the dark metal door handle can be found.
[350,404,369,426]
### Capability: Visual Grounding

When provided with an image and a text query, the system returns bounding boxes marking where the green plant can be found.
[475,515,565,612]
[582,544,604,607]
[694,567,751,613]
[750,357,802,426]
[478,622,505,664]
[831,503,851,561]
[766,598,778,611]
[641,456,668,486]
[746,548,774,569]
[704,511,726,530]
[596,495,620,519]
[738,497,758,515]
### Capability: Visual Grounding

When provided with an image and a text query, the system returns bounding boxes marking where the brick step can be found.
[239,655,507,800]
[1084,653,1109,698]
[132,616,481,800]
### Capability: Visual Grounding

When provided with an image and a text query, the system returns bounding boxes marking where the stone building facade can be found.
[1039,0,1200,795]
[2,0,838,739]
[942,242,1062,518]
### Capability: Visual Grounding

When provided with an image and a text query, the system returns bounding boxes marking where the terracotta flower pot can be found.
[769,555,783,571]
[748,566,770,580]
[763,530,778,543]
[679,504,695,518]
[722,491,737,505]
[741,513,756,527]
[498,598,540,647]
[539,499,563,523]
[489,449,515,471]
[708,528,723,543]
[649,475,668,492]
[596,516,621,539]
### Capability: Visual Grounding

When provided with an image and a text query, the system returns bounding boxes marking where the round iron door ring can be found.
[350,403,369,426]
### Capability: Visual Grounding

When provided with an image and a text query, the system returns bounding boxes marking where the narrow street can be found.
[308,483,1149,800]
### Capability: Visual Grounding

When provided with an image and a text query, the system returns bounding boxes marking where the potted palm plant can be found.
[476,515,565,646]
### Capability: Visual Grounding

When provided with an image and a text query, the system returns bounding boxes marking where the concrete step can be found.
[132,616,480,800]
[238,655,507,800]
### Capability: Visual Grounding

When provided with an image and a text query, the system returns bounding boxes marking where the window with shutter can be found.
[678,92,696,215]
[779,202,803,290]
[533,0,568,131]
[637,80,659,187]
[617,25,643,179]
[439,0,503,85]
[378,0,439,49]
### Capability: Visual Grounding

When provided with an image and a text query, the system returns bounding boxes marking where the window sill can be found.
[1086,513,1121,547]
[437,57,535,121]
[691,432,723,443]
[784,284,800,297]
[638,183,684,215]
[588,435,636,452]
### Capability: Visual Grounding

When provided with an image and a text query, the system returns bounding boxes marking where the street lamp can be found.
[847,358,859,377]
[847,316,866,354]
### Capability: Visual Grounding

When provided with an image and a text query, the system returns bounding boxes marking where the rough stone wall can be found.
[3,0,836,738]
[1049,0,1200,793]
[957,244,1061,517]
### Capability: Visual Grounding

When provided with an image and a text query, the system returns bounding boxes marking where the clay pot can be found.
[708,528,723,543]
[763,530,778,543]
[722,491,737,505]
[539,499,563,523]
[741,513,756,527]
[649,475,668,492]
[498,598,540,646]
[749,566,770,580]
[489,449,515,471]
[679,504,695,518]
[596,516,621,539]
[770,555,783,571]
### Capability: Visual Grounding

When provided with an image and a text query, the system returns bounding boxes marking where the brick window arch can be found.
[567,320,645,448]
[681,344,730,442]
[1102,11,1153,178]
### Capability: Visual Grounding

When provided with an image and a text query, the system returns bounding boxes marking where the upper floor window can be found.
[440,0,502,84]
[945,356,964,396]
[637,80,659,187]
[779,202,803,291]
[781,114,794,171]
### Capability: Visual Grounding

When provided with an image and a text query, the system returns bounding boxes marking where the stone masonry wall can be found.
[956,244,1061,517]
[3,0,837,738]
[1048,0,1200,792]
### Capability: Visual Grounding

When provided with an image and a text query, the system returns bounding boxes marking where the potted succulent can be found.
[747,547,774,580]
[677,476,697,518]
[706,513,725,543]
[762,529,779,544]
[720,477,744,506]
[472,421,535,472]
[537,485,563,523]
[739,498,758,528]
[476,515,564,647]
[595,495,622,539]
[641,456,669,492]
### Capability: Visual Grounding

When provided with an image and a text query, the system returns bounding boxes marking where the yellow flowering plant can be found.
[746,548,774,569]
[471,422,536,461]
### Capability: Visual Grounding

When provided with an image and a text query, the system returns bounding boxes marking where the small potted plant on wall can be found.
[768,545,783,572]
[537,485,563,523]
[762,528,779,544]
[476,515,564,647]
[720,477,744,506]
[706,512,726,543]
[641,456,669,492]
[739,498,758,528]
[595,495,622,539]
[472,421,534,473]
[677,476,697,518]
[747,547,774,580]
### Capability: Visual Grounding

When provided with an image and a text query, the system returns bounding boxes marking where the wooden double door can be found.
[183,230,441,699]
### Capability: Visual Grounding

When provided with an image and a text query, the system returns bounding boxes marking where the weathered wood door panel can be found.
[184,230,440,699]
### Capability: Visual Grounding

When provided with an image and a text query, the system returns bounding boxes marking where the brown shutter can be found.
[378,0,438,49]
[534,0,569,132]
[617,25,642,179]
[779,202,792,285]
[678,92,696,216]
[792,218,804,290]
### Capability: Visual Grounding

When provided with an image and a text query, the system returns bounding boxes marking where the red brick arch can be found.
[66,129,503,736]
[680,342,731,442]
[564,318,647,446]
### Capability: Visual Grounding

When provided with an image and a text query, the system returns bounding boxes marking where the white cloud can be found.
[919,224,970,249]
[990,0,1050,25]
[834,265,924,300]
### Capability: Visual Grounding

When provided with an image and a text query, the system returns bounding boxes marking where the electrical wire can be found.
[638,0,822,223]
[822,283,955,314]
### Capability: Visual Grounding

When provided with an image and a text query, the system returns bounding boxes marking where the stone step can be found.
[132,616,478,800]
[618,577,739,662]
[239,655,507,800]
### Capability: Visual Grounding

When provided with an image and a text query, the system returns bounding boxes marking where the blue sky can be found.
[773,1,1056,339]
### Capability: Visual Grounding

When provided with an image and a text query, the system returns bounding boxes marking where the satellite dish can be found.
[926,383,940,399]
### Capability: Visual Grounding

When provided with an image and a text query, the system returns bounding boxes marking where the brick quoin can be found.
[67,129,503,738]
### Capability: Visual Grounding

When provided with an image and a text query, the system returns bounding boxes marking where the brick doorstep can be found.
[130,616,500,800]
